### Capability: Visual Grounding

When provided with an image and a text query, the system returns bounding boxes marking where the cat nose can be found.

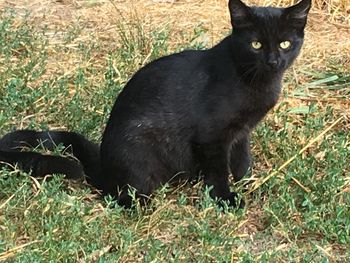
[267,60,278,69]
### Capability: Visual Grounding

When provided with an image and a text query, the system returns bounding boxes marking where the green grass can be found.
[1,9,349,262]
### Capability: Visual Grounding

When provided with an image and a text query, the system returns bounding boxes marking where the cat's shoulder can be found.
[128,49,208,83]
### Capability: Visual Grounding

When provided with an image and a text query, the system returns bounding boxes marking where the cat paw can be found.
[220,192,245,209]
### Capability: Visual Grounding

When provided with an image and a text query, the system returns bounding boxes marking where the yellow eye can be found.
[251,41,262,50]
[280,41,291,49]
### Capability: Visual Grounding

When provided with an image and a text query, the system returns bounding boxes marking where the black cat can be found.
[0,0,311,208]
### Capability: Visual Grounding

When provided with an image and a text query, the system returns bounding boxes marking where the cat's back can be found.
[103,49,212,146]
[101,49,210,169]
[109,49,211,120]
[120,49,206,96]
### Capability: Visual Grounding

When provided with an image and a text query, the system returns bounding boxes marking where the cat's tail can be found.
[0,130,102,188]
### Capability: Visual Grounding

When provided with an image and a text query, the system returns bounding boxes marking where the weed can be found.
[0,2,349,262]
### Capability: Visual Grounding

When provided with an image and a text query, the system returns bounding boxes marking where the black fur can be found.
[0,131,101,185]
[0,0,311,208]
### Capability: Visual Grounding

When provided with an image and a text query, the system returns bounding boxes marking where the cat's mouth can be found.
[263,63,285,73]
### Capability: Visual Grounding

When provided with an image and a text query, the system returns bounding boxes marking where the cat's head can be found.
[228,0,311,76]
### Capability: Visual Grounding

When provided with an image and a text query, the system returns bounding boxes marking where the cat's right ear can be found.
[228,0,252,29]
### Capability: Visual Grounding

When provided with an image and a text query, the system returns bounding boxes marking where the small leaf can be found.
[307,75,339,87]
[288,106,310,114]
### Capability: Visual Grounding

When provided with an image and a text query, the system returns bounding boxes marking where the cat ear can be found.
[228,0,252,29]
[283,0,311,28]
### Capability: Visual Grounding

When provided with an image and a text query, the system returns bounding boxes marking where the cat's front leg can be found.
[229,136,251,182]
[194,142,243,208]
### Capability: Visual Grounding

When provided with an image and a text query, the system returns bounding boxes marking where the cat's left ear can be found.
[283,0,311,28]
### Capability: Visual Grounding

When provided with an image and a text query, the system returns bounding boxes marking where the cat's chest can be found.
[233,83,280,128]
[238,106,271,129]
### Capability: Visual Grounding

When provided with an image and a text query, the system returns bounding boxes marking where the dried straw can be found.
[246,115,345,195]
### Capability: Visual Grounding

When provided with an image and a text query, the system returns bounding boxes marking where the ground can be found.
[0,0,349,261]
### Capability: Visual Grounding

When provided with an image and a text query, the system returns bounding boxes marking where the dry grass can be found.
[1,0,349,73]
[0,1,349,260]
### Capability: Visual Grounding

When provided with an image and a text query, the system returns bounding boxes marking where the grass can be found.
[0,0,349,262]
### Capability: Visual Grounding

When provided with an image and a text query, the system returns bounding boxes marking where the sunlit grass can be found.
[0,2,349,261]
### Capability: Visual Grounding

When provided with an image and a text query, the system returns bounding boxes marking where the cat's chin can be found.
[268,69,283,74]
[262,65,284,74]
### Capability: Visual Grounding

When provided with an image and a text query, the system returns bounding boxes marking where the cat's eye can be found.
[251,41,262,50]
[280,41,291,49]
